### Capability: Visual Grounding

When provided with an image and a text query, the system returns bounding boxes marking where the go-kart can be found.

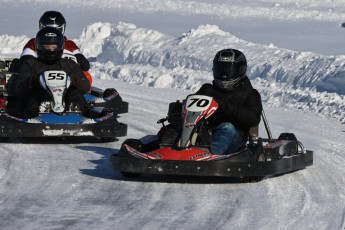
[0,56,128,115]
[110,94,313,180]
[0,68,127,142]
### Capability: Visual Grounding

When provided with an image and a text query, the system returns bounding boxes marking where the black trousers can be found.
[12,86,87,118]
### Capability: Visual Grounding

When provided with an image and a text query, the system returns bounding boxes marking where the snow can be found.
[1,0,345,229]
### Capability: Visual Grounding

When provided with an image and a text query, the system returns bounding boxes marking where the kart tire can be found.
[0,137,9,142]
[121,172,141,179]
[245,148,267,182]
[100,137,116,142]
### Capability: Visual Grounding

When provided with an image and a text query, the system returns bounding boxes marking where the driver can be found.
[6,27,90,118]
[196,48,262,154]
[17,11,92,86]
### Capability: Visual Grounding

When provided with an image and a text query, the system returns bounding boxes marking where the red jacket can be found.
[21,36,81,57]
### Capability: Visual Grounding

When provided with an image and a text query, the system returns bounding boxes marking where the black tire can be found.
[278,132,297,141]
[103,88,117,99]
[0,137,9,142]
[100,137,116,142]
[245,147,267,182]
[244,176,265,183]
[251,142,267,162]
[257,152,267,162]
[121,172,141,178]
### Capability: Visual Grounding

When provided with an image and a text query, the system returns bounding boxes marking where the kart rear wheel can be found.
[257,152,267,162]
[245,149,267,182]
[121,172,141,179]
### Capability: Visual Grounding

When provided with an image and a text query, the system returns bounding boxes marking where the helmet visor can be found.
[42,44,59,51]
[213,61,245,80]
[39,22,65,34]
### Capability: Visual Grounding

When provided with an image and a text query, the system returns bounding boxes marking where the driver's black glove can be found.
[75,54,90,71]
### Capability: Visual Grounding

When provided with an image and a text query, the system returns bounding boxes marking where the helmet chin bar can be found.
[213,76,243,91]
[37,49,64,64]
[39,70,71,113]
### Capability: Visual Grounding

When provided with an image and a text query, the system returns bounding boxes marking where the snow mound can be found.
[85,22,345,94]
[77,22,112,58]
[0,34,28,58]
[97,22,172,67]
[88,22,345,121]
[1,22,345,121]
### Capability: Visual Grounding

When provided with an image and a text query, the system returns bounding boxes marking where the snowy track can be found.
[0,82,344,229]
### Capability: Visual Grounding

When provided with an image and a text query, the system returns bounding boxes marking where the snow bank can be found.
[78,22,345,121]
[1,22,345,121]
[0,34,28,58]
[77,22,112,58]
[83,22,345,93]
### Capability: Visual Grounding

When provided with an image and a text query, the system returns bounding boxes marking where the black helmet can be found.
[36,27,64,63]
[39,11,66,34]
[212,49,247,91]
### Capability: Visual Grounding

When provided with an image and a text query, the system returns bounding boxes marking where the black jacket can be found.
[195,76,262,139]
[7,57,90,99]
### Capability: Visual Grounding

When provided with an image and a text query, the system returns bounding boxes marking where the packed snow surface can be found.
[0,0,345,229]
